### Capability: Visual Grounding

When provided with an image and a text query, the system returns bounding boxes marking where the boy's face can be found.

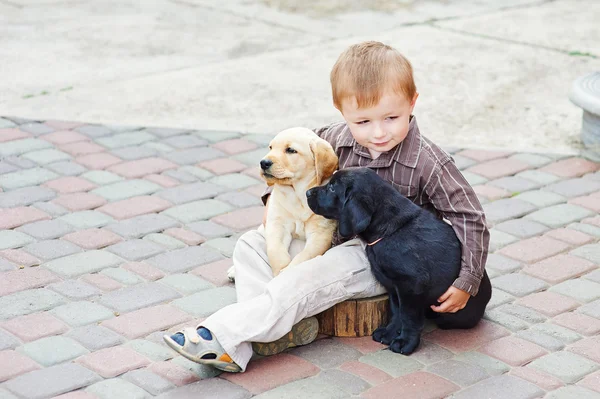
[340,90,418,159]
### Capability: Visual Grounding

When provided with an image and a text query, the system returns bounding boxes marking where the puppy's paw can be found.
[389,334,420,355]
[268,252,291,277]
[227,265,235,282]
[372,325,398,346]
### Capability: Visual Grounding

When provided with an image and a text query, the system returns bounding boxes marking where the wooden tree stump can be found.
[316,294,389,337]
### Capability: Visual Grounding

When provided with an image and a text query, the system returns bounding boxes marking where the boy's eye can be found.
[286,147,297,154]
[357,120,369,125]
[386,116,398,120]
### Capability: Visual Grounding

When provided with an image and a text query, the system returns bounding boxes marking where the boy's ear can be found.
[409,92,419,112]
[310,138,338,185]
[338,194,371,238]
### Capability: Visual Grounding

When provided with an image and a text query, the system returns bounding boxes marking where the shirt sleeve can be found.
[423,160,490,296]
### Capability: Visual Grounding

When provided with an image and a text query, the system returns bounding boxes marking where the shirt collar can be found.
[337,115,422,169]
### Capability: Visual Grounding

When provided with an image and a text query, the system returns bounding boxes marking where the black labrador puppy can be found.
[306,167,491,355]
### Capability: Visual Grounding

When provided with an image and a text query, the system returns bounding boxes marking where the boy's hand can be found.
[430,286,470,313]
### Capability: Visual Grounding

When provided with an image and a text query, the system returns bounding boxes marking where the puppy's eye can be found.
[286,147,297,154]
[328,185,335,192]
[269,145,272,150]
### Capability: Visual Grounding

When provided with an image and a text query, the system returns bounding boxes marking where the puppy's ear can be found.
[338,195,371,238]
[310,138,338,185]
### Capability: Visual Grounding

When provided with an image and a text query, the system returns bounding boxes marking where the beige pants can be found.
[202,225,386,371]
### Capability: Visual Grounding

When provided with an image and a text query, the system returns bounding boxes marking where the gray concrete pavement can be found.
[1,0,599,151]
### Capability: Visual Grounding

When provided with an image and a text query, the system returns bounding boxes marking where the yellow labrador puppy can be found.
[260,127,338,276]
[227,127,338,281]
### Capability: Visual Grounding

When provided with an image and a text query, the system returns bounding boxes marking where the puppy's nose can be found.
[306,188,314,198]
[260,159,273,170]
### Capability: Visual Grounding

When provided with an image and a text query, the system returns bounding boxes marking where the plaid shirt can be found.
[262,116,489,296]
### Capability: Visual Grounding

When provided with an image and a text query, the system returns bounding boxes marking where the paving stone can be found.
[68,323,125,350]
[17,335,89,366]
[487,288,515,309]
[0,186,56,208]
[221,353,319,395]
[59,210,115,229]
[479,335,547,366]
[60,141,106,156]
[426,359,489,387]
[16,219,73,240]
[461,171,488,186]
[153,181,227,205]
[111,145,158,160]
[516,169,563,185]
[467,158,530,180]
[62,228,123,249]
[75,124,113,138]
[3,363,101,399]
[186,220,233,238]
[453,351,511,375]
[312,369,371,396]
[144,173,179,188]
[517,291,580,316]
[77,346,150,379]
[529,323,582,344]
[101,304,191,339]
[0,288,65,320]
[0,206,50,229]
[51,300,115,327]
[0,117,16,128]
[19,122,55,136]
[491,273,548,297]
[81,273,123,291]
[451,154,477,169]
[358,348,422,377]
[0,161,18,175]
[211,206,263,232]
[0,230,35,250]
[489,229,519,251]
[44,176,97,193]
[122,261,165,281]
[53,192,107,211]
[125,339,174,361]
[81,170,124,185]
[40,129,88,144]
[1,312,68,343]
[583,269,600,284]
[43,250,124,277]
[232,148,268,166]
[162,169,198,183]
[553,312,600,336]
[105,213,179,238]
[0,258,17,271]
[45,160,89,176]
[164,147,225,165]
[100,267,143,285]
[171,355,228,379]
[547,386,600,399]
[550,279,600,302]
[100,282,181,313]
[211,138,258,155]
[0,350,41,383]
[493,219,549,239]
[155,378,251,399]
[544,178,600,198]
[162,199,233,223]
[338,360,392,386]
[578,299,600,319]
[449,374,543,399]
[496,303,547,324]
[190,258,234,287]
[194,131,241,143]
[473,185,511,201]
[487,176,541,193]
[48,279,102,300]
[544,228,595,245]
[202,237,237,257]
[32,200,68,216]
[163,228,205,245]
[200,158,248,175]
[108,158,178,179]
[529,351,599,383]
[457,149,513,162]
[423,319,510,353]
[178,165,214,180]
[0,248,40,266]
[0,138,52,158]
[143,141,174,153]
[23,239,82,260]
[4,156,37,169]
[498,236,570,263]
[159,274,213,295]
[525,203,594,228]
[483,199,537,225]
[143,233,186,249]
[570,194,600,212]
[91,179,161,201]
[578,370,600,394]
[147,245,223,273]
[0,330,20,351]
[541,157,599,177]
[514,190,566,207]
[85,378,151,399]
[509,153,552,167]
[362,371,460,399]
[403,340,452,365]
[23,148,71,165]
[75,153,123,169]
[0,267,60,296]
[484,309,530,331]
[123,369,175,396]
[172,286,236,317]
[97,195,172,220]
[569,222,600,237]
[516,329,566,351]
[160,134,206,149]
[105,239,165,261]
[486,253,523,274]
[143,127,191,138]
[571,243,600,264]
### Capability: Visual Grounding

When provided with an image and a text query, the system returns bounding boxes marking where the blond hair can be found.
[330,41,417,110]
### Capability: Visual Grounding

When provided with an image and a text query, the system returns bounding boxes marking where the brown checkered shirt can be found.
[262,116,489,296]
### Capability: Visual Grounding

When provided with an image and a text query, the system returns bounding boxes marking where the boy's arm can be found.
[424,160,490,297]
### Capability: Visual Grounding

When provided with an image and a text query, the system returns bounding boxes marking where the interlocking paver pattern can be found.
[0,119,598,397]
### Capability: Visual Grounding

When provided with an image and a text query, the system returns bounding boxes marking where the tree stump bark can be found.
[316,294,389,337]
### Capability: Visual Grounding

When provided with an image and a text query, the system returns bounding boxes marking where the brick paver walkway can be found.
[0,116,599,399]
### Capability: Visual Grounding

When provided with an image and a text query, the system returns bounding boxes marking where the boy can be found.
[164,41,491,373]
